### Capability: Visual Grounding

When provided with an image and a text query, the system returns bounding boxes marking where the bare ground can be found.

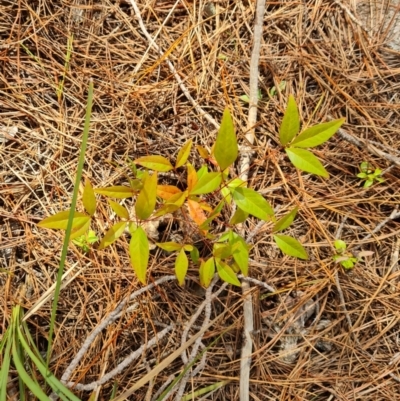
[1,0,400,400]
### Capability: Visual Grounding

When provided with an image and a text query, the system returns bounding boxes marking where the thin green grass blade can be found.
[19,320,81,401]
[0,327,12,401]
[47,80,94,363]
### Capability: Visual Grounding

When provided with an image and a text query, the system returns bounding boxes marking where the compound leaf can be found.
[279,95,300,145]
[190,172,222,195]
[156,242,182,252]
[129,227,149,284]
[175,248,188,286]
[216,259,241,287]
[231,187,274,220]
[291,118,345,148]
[273,207,298,232]
[285,148,329,177]
[175,139,193,168]
[98,221,126,250]
[83,178,96,216]
[273,234,308,260]
[214,108,238,170]
[95,186,138,199]
[108,200,129,219]
[135,171,157,220]
[38,210,90,230]
[199,257,215,287]
[134,155,173,172]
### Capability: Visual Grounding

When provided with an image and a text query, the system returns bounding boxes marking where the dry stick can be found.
[172,277,228,401]
[127,0,219,130]
[237,1,266,401]
[59,275,176,386]
[335,124,400,167]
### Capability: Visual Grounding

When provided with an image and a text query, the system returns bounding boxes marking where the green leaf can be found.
[231,187,274,220]
[291,118,345,148]
[130,227,149,284]
[214,108,238,171]
[334,239,346,253]
[215,259,241,287]
[190,172,222,195]
[175,139,193,168]
[98,221,127,250]
[279,94,300,146]
[38,210,90,230]
[83,178,96,216]
[285,148,329,177]
[273,207,298,232]
[199,257,215,287]
[135,171,158,220]
[70,218,91,240]
[156,242,183,252]
[175,248,188,286]
[229,207,249,225]
[231,235,249,276]
[108,200,130,219]
[273,234,308,260]
[196,165,208,180]
[190,246,200,265]
[134,155,174,172]
[95,185,139,198]
[183,244,193,251]
[213,243,232,259]
[199,200,225,230]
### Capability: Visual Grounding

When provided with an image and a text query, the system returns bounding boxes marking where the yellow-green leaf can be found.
[98,221,127,250]
[135,155,173,172]
[272,207,298,232]
[175,248,188,286]
[215,259,241,287]
[214,108,238,170]
[136,171,158,220]
[108,200,129,219]
[196,145,209,159]
[190,172,222,195]
[291,118,345,148]
[231,235,249,276]
[285,148,329,177]
[130,227,149,284]
[199,257,215,287]
[95,186,138,199]
[156,242,183,252]
[183,244,193,251]
[70,219,91,240]
[279,94,300,145]
[273,234,308,260]
[38,210,90,230]
[83,179,96,216]
[231,187,274,220]
[213,243,232,259]
[229,207,249,225]
[175,139,193,168]
[153,191,186,217]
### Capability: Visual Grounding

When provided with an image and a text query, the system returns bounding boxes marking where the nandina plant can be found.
[38,96,345,287]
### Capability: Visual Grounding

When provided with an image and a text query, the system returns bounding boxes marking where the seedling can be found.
[38,96,345,287]
[72,230,98,253]
[332,240,358,270]
[357,162,384,188]
[332,239,374,270]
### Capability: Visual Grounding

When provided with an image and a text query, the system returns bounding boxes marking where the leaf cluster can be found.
[356,162,385,188]
[38,98,344,287]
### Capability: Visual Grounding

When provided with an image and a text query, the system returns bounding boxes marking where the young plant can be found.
[72,230,98,253]
[356,161,384,188]
[279,95,345,178]
[332,240,358,270]
[39,98,344,288]
[332,239,373,270]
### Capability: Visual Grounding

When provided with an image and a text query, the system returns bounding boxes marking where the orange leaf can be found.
[157,185,181,200]
[187,163,198,192]
[187,199,207,227]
